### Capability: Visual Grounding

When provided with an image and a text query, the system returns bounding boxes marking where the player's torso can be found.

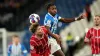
[89,28,100,54]
[35,34,49,54]
[10,44,22,56]
[46,13,59,34]
[31,27,49,54]
[90,28,100,41]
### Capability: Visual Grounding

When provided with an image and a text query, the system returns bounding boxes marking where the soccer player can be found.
[8,35,27,56]
[44,3,84,56]
[29,23,61,56]
[84,15,100,56]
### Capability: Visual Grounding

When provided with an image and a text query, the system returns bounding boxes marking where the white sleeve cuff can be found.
[75,17,78,21]
[23,50,27,53]
[58,16,62,20]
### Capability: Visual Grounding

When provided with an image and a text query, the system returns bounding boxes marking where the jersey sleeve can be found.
[21,45,27,56]
[84,29,92,43]
[57,14,62,20]
[7,45,12,56]
[30,37,39,56]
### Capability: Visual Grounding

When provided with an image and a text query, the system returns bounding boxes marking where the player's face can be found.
[35,26,43,36]
[13,37,19,44]
[48,5,57,16]
[94,16,100,26]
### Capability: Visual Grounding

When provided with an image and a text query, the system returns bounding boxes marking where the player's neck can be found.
[14,42,19,46]
[94,25,100,29]
[48,12,55,17]
[36,34,43,39]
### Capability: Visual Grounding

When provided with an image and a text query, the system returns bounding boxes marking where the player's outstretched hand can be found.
[77,13,87,20]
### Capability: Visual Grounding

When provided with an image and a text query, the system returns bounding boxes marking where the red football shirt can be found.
[30,26,50,56]
[84,28,100,54]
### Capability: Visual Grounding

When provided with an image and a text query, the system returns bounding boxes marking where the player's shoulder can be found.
[20,44,24,47]
[45,13,49,17]
[30,34,35,40]
[45,13,52,19]
[89,27,94,31]
[30,34,39,41]
[87,27,94,33]
[30,35,37,45]
[8,43,12,49]
[8,43,13,46]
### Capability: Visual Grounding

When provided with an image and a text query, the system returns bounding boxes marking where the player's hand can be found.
[54,34,61,45]
[77,13,86,20]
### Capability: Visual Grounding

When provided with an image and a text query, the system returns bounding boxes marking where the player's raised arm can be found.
[59,14,84,23]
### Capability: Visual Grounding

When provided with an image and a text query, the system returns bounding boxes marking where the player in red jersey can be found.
[84,15,100,56]
[29,23,60,56]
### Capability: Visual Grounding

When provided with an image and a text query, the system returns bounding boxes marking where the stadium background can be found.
[0,0,100,56]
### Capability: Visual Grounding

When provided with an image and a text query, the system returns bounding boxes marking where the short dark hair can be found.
[46,3,55,10]
[29,23,39,33]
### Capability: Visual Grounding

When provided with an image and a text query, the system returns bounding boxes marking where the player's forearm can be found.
[48,30,58,39]
[62,18,75,23]
[45,26,59,39]
[60,16,83,23]
[60,18,75,23]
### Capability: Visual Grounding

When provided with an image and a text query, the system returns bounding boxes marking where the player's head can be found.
[94,15,100,26]
[29,23,43,36]
[12,35,20,45]
[46,3,57,16]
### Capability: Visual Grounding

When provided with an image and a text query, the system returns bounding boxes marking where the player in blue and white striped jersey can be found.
[44,3,85,56]
[8,35,27,56]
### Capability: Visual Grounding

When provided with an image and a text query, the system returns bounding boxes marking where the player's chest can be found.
[36,38,48,47]
[52,18,58,26]
[91,29,100,38]
[11,45,22,53]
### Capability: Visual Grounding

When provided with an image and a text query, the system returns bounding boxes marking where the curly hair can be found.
[29,23,39,33]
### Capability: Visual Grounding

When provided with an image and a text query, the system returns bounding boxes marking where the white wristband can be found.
[75,17,78,21]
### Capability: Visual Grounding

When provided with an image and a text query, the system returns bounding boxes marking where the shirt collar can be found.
[13,42,20,46]
[48,12,57,18]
